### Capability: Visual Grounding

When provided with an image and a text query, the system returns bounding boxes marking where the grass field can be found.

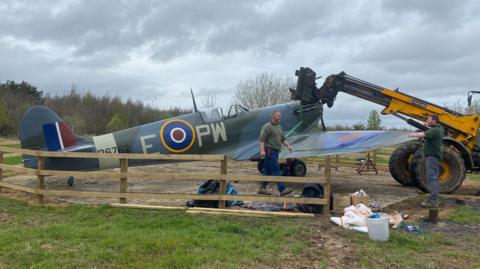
[1,143,20,148]
[346,229,480,268]
[0,196,479,268]
[0,197,315,269]
[1,143,22,165]
[345,205,480,268]
[1,141,479,268]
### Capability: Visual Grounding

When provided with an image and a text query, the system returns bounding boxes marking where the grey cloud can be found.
[1,0,480,129]
[381,0,476,28]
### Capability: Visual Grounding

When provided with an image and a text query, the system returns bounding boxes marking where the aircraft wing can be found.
[279,130,415,159]
[232,141,261,160]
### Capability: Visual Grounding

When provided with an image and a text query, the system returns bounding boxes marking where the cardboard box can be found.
[331,194,351,211]
[350,195,369,206]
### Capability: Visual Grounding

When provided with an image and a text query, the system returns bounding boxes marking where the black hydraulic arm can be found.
[292,67,453,130]
[319,72,391,107]
[292,67,391,107]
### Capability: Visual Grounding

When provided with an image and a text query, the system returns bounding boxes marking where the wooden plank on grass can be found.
[187,209,314,218]
[110,203,315,217]
[110,203,185,210]
[187,207,315,217]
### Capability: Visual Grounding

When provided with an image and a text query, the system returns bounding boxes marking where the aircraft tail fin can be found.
[20,105,81,151]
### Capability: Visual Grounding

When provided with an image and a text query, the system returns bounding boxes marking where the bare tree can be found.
[201,95,218,109]
[466,101,480,114]
[234,73,294,108]
[445,99,480,115]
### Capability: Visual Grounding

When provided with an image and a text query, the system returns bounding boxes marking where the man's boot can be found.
[258,186,271,195]
[421,198,439,208]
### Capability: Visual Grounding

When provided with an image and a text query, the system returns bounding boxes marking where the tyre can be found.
[413,147,465,194]
[388,143,421,186]
[279,163,289,176]
[257,159,265,174]
[408,149,423,187]
[67,176,75,186]
[290,159,307,177]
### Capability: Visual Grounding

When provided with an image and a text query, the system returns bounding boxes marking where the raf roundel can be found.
[160,119,196,153]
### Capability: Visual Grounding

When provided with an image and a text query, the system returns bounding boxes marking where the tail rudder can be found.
[20,105,80,151]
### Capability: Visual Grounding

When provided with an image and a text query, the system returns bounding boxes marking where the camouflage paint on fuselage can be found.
[22,102,323,171]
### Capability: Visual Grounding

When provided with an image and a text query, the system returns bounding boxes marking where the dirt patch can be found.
[0,186,68,205]
[0,210,12,223]
[384,193,480,240]
[384,194,480,222]
[241,218,361,269]
[1,161,422,208]
[424,219,480,236]
[308,225,360,268]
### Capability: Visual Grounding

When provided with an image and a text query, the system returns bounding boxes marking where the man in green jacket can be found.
[258,110,293,196]
[409,114,444,207]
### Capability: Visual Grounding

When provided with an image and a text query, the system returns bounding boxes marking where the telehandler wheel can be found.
[413,147,465,194]
[388,143,421,186]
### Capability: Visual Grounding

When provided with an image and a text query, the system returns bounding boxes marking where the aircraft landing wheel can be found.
[290,159,307,177]
[413,147,465,194]
[388,143,421,186]
[67,176,75,186]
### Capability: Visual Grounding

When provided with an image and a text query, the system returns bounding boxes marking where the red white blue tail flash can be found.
[42,121,76,151]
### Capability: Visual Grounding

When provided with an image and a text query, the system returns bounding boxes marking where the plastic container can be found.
[366,213,389,241]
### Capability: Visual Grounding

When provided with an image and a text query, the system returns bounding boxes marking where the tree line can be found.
[3,73,471,137]
[0,81,189,137]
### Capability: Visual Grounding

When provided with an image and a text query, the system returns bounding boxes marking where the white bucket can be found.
[366,214,389,241]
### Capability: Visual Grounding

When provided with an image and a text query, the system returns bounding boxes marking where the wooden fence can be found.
[0,147,330,212]
[305,151,391,175]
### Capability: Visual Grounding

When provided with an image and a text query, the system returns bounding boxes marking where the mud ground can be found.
[1,161,426,207]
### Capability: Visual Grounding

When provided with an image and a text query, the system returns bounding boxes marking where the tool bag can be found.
[186,180,240,208]
[297,183,324,213]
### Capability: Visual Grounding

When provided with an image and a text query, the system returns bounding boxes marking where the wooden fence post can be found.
[218,155,227,208]
[366,152,371,171]
[120,158,128,204]
[37,156,45,204]
[324,156,331,210]
[0,151,3,192]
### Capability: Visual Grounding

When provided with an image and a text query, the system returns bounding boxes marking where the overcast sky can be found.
[1,0,479,127]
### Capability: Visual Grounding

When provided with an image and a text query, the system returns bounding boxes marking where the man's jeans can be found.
[425,156,440,202]
[261,148,286,192]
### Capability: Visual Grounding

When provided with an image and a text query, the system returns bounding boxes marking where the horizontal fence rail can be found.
[305,150,390,174]
[0,147,331,214]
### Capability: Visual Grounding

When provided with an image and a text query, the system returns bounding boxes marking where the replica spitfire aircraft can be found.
[20,68,414,185]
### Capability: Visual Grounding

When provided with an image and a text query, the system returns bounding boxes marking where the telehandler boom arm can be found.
[292,67,480,152]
